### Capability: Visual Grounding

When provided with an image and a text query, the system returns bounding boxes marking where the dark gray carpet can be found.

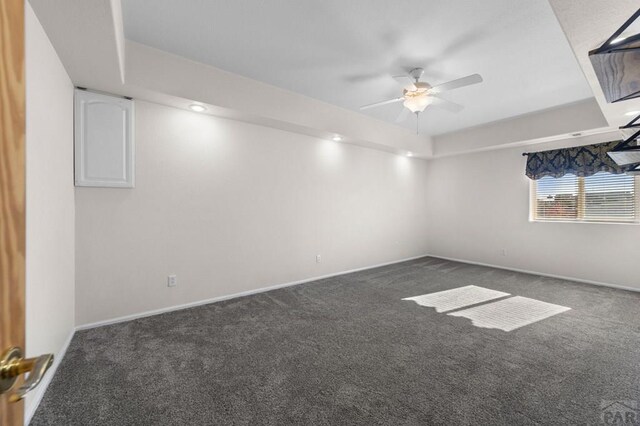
[31,257,640,425]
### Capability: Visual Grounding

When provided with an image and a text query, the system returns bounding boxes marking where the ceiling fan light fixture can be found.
[403,94,430,113]
[358,68,482,134]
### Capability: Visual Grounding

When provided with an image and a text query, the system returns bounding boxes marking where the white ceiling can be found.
[122,0,594,136]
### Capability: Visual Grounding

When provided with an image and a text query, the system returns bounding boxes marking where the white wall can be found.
[25,2,75,419]
[75,101,430,326]
[425,133,640,290]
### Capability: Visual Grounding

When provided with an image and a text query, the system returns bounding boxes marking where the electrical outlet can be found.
[316,255,321,263]
[168,274,177,287]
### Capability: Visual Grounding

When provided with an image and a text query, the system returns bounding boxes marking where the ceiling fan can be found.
[359,68,483,134]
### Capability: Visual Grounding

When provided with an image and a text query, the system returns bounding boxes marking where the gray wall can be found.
[425,133,640,290]
[25,3,75,418]
[75,101,430,326]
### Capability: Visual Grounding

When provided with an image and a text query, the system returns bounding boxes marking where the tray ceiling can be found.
[123,0,594,136]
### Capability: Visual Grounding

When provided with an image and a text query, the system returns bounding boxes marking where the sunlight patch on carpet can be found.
[402,285,510,313]
[448,296,571,332]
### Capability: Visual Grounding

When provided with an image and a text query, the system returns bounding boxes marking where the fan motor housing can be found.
[404,82,432,97]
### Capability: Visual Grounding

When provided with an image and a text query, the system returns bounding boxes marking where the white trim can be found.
[427,254,640,294]
[24,329,75,426]
[76,254,430,331]
[431,127,618,159]
[74,89,135,188]
[529,219,640,225]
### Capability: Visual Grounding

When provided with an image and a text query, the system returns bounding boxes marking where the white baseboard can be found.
[76,254,430,331]
[26,253,637,424]
[26,254,426,422]
[75,252,640,332]
[427,254,640,294]
[24,328,75,426]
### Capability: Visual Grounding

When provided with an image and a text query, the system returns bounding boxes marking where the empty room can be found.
[2,0,640,424]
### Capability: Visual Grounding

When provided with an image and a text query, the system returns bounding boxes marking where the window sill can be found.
[530,219,640,225]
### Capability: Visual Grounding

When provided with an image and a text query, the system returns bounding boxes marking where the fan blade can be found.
[392,75,417,91]
[429,73,483,94]
[360,97,404,110]
[395,107,410,123]
[429,95,464,113]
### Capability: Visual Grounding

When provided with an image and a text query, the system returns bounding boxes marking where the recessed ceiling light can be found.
[332,135,342,142]
[189,104,206,112]
[406,151,413,157]
[625,110,640,116]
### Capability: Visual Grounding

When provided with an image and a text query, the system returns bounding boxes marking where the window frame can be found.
[529,174,640,224]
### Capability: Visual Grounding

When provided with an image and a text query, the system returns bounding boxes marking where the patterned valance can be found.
[525,140,634,180]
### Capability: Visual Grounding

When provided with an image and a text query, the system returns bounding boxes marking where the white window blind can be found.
[531,172,639,223]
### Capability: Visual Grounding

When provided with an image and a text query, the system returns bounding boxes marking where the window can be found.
[531,172,640,223]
